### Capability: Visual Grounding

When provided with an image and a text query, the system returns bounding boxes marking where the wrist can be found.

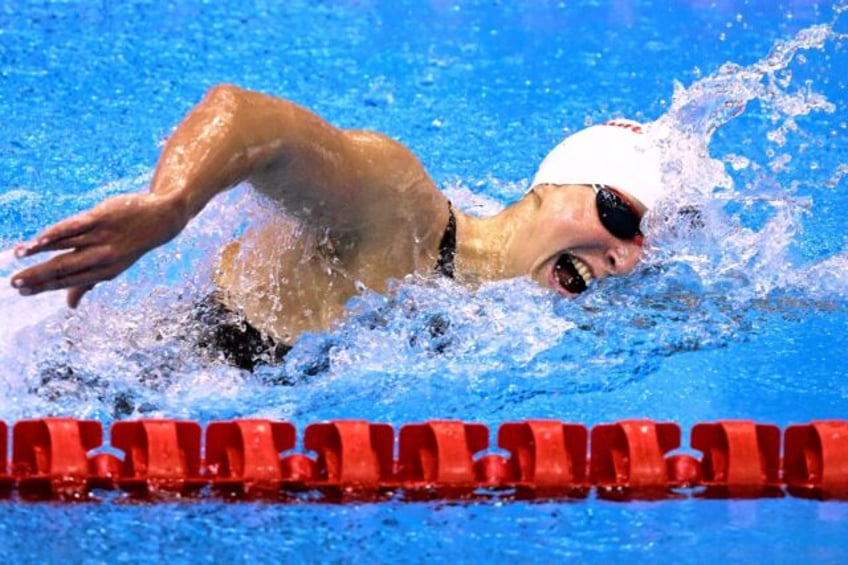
[152,192,191,239]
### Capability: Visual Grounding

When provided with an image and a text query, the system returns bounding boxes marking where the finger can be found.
[17,263,118,296]
[11,246,113,291]
[67,284,95,309]
[26,232,96,255]
[15,213,98,257]
[14,234,94,260]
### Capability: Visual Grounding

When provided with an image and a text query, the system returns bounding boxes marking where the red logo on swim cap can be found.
[603,120,643,134]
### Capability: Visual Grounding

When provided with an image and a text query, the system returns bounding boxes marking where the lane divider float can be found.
[1,418,846,501]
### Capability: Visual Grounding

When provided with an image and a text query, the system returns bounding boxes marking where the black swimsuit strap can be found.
[435,202,457,279]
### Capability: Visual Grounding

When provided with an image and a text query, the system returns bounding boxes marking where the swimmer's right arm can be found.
[10,84,388,307]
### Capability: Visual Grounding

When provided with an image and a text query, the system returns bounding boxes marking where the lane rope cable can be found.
[2,418,846,501]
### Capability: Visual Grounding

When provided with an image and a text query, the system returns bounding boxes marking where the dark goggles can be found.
[591,184,643,240]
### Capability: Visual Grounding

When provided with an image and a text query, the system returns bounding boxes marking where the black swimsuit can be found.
[193,293,291,371]
[202,203,458,370]
[434,202,457,279]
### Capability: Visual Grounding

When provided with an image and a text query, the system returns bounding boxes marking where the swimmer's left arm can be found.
[9,84,443,307]
[9,84,287,307]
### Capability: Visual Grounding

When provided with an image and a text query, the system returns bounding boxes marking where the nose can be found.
[605,240,642,276]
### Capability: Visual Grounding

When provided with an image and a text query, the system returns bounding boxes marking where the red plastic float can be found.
[397,420,488,496]
[12,418,104,499]
[498,420,588,497]
[304,420,395,495]
[691,420,782,497]
[111,419,204,496]
[590,419,681,498]
[783,420,848,499]
[0,418,847,501]
[0,421,13,497]
[205,419,296,497]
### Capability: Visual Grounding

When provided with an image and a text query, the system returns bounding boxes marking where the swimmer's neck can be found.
[452,193,537,283]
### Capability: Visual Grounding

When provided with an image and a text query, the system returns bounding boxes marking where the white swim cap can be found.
[531,119,665,209]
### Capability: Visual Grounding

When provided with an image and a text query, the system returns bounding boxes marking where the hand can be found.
[11,192,186,308]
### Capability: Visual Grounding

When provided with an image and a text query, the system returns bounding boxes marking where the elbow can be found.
[202,83,246,111]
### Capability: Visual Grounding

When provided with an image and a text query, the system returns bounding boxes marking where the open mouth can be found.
[554,254,593,295]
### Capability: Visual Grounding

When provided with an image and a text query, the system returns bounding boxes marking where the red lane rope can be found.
[2,418,847,501]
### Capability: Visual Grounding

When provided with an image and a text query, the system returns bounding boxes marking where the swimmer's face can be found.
[518,183,646,297]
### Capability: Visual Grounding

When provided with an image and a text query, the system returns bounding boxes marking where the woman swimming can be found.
[10,84,666,363]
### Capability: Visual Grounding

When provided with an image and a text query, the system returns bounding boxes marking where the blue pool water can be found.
[1,0,847,562]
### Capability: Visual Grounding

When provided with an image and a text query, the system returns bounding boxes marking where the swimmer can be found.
[10,84,665,366]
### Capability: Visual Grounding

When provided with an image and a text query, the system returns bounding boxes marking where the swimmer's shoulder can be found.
[342,129,439,197]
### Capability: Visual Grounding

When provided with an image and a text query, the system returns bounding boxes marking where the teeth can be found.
[570,256,593,285]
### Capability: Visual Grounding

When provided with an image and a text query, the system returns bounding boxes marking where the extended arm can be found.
[10,84,426,307]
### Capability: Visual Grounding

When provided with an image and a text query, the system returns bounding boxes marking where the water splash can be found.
[643,16,847,304]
